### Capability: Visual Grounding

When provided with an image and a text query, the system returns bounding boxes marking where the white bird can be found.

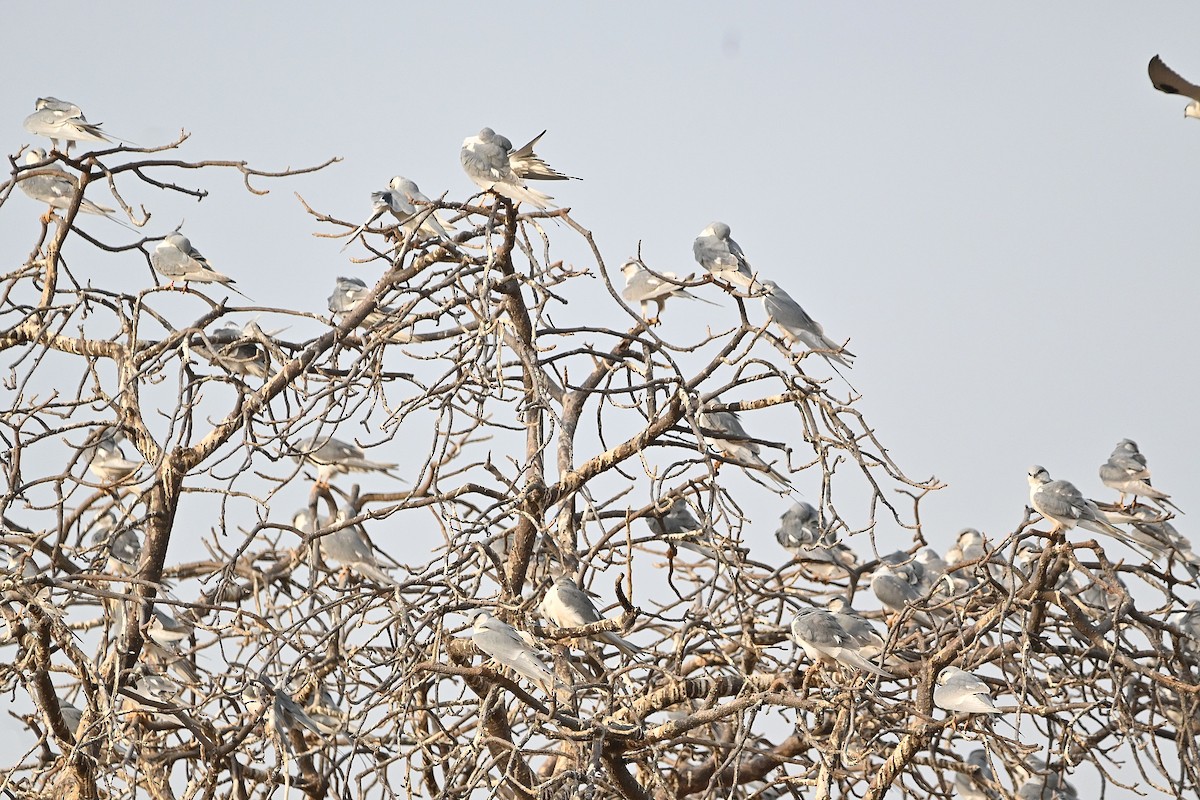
[342,175,457,251]
[774,501,829,553]
[151,232,249,299]
[472,612,570,700]
[760,279,854,368]
[243,676,327,751]
[1027,465,1133,543]
[955,749,995,800]
[292,435,399,484]
[934,666,1001,715]
[17,149,130,227]
[89,511,142,574]
[824,597,888,661]
[698,406,791,487]
[1015,761,1078,800]
[1098,439,1181,513]
[1170,600,1200,660]
[619,259,715,324]
[871,565,937,627]
[538,577,639,657]
[23,97,112,149]
[945,528,1005,589]
[460,127,574,209]
[692,222,759,290]
[112,594,200,683]
[1127,507,1200,578]
[1149,55,1200,120]
[189,322,272,379]
[945,529,988,574]
[301,508,399,587]
[790,608,894,678]
[84,430,140,485]
[643,496,729,558]
[327,275,399,331]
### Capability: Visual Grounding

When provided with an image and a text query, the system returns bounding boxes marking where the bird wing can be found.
[508,130,577,180]
[1036,482,1086,522]
[1149,55,1200,102]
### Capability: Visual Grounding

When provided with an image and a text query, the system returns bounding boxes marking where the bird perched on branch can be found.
[291,435,399,485]
[760,279,854,368]
[620,259,715,324]
[692,221,759,290]
[1028,465,1137,547]
[18,149,132,230]
[342,175,457,251]
[151,232,250,299]
[698,405,791,487]
[460,127,575,209]
[538,577,639,658]
[934,666,1002,715]
[790,607,894,678]
[1099,439,1182,514]
[23,97,113,150]
[472,612,571,701]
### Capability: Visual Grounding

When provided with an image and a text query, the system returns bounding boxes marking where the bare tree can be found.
[1,123,1197,800]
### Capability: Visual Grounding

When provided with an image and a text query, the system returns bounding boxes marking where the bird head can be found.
[1027,465,1051,486]
[703,221,731,239]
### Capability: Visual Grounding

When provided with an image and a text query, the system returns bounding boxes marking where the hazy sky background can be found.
[2,1,1198,779]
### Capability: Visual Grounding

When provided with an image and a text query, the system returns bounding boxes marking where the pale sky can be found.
[2,0,1197,782]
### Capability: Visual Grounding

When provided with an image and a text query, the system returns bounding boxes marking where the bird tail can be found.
[846,651,895,678]
[360,564,400,588]
[683,291,721,307]
[1158,496,1185,515]
[340,210,386,253]
[599,631,641,659]
[496,183,557,210]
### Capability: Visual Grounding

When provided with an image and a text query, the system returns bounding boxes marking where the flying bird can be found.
[472,612,570,700]
[1099,439,1181,513]
[1028,465,1136,544]
[17,149,131,229]
[698,406,791,487]
[934,666,1002,715]
[460,127,574,209]
[620,259,716,324]
[292,435,399,484]
[342,175,457,251]
[23,97,112,149]
[151,232,249,299]
[538,577,639,657]
[1148,55,1200,119]
[790,607,894,677]
[189,322,272,379]
[760,279,854,368]
[692,222,759,290]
